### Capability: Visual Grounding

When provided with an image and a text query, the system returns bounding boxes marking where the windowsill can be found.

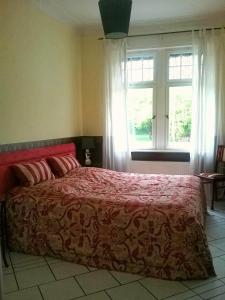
[131,150,190,162]
[131,149,190,152]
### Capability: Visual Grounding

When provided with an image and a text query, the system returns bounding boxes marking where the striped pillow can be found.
[12,160,55,187]
[48,155,80,177]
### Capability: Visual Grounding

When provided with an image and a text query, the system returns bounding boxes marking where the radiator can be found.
[129,161,193,175]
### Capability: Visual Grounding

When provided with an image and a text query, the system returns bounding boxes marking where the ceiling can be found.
[33,0,225,35]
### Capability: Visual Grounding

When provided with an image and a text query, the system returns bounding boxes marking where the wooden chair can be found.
[197,145,225,210]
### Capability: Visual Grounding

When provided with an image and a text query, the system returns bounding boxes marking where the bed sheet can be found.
[6,167,215,280]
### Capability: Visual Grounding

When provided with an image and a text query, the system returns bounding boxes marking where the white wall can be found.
[127,31,192,50]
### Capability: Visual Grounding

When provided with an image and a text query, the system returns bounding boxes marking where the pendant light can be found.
[98,0,132,39]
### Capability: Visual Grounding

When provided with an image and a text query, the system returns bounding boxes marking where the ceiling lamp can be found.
[98,0,132,39]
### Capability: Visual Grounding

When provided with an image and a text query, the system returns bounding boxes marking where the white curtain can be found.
[103,39,130,171]
[191,28,225,174]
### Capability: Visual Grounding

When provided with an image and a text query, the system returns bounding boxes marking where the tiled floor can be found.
[2,200,225,300]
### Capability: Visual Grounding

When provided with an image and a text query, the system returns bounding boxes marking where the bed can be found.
[0,143,215,280]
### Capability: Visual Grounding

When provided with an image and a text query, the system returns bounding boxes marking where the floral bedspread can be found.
[6,167,215,280]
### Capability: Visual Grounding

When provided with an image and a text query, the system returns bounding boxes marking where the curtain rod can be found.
[98,26,224,40]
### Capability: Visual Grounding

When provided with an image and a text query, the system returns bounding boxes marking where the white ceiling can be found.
[33,0,225,35]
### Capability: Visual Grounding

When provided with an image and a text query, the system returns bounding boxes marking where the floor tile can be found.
[207,236,214,242]
[10,252,43,265]
[206,217,225,225]
[209,244,225,257]
[212,257,225,277]
[14,260,47,272]
[163,290,196,300]
[40,277,84,300]
[206,215,225,222]
[10,252,46,272]
[206,224,225,239]
[75,291,111,300]
[193,280,224,293]
[45,256,64,264]
[214,206,225,215]
[220,277,225,283]
[107,281,155,300]
[209,242,225,257]
[219,254,225,261]
[200,285,225,299]
[4,287,42,300]
[209,294,225,300]
[210,238,225,251]
[206,221,225,230]
[186,297,202,300]
[15,265,55,289]
[88,266,97,271]
[49,261,88,280]
[3,253,13,275]
[76,270,119,294]
[3,273,18,294]
[182,277,219,289]
[3,265,14,276]
[140,277,188,299]
[110,270,142,284]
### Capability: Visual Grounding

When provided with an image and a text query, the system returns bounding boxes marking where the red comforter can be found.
[6,167,215,280]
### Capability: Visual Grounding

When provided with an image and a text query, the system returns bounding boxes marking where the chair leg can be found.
[211,181,217,210]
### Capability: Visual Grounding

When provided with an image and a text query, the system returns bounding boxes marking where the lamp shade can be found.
[98,0,132,39]
[82,137,95,150]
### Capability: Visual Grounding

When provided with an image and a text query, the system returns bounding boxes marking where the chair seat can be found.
[197,145,225,209]
[198,173,225,181]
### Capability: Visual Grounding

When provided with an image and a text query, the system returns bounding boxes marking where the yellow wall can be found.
[0,0,82,144]
[81,36,104,136]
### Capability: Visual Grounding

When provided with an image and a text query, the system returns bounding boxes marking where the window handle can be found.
[151,115,156,120]
[165,114,169,119]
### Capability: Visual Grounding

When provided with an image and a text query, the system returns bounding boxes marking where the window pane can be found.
[127,88,153,149]
[168,86,192,149]
[181,54,192,65]
[143,68,153,81]
[169,67,180,80]
[132,69,142,82]
[143,59,153,68]
[181,66,192,79]
[132,59,142,69]
[169,53,192,80]
[169,55,181,67]
[128,56,153,84]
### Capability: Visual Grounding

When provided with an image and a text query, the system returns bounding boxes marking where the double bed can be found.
[0,143,215,280]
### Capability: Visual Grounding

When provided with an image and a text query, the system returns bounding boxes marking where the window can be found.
[127,55,155,150]
[167,52,193,150]
[127,49,193,151]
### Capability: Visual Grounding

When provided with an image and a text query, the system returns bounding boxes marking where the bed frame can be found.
[0,143,76,268]
[0,143,76,198]
[0,142,216,280]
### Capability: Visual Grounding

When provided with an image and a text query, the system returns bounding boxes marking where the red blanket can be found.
[6,167,215,280]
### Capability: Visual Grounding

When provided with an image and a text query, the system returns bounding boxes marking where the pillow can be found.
[12,160,55,187]
[47,154,80,177]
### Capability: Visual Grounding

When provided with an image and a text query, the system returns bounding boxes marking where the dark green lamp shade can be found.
[98,0,132,39]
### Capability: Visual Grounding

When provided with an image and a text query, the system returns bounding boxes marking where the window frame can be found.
[127,50,157,150]
[127,47,193,153]
[165,48,193,150]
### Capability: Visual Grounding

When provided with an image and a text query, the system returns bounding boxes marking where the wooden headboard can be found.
[0,143,76,198]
